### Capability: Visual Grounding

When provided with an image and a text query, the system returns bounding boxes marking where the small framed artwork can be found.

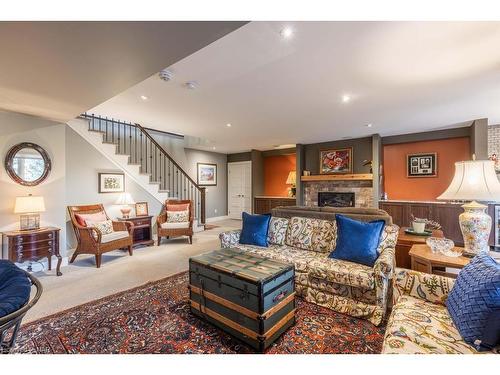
[98,172,125,193]
[407,153,438,177]
[319,147,353,174]
[135,201,149,217]
[197,163,217,186]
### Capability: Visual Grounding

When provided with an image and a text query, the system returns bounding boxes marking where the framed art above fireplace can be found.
[319,147,353,174]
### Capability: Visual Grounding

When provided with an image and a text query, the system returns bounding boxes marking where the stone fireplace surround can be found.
[304,180,374,208]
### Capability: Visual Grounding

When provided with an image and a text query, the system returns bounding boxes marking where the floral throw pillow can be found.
[167,210,189,223]
[87,220,114,239]
[267,217,289,246]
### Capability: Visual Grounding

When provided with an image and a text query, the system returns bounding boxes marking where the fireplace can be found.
[318,192,355,207]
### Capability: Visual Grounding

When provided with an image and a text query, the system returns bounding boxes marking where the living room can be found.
[1,2,499,373]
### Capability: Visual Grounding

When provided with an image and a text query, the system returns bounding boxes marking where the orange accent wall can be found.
[383,137,470,201]
[264,154,297,197]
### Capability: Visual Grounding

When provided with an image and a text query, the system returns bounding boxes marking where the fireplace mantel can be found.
[301,173,373,182]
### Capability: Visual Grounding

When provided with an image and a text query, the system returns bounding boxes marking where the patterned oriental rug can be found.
[13,272,385,354]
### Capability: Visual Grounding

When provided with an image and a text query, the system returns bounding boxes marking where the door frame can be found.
[227,161,252,219]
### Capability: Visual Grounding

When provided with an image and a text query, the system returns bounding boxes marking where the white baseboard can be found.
[206,215,229,223]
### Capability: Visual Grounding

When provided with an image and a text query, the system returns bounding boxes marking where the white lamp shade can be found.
[14,195,46,213]
[286,171,296,185]
[115,192,135,205]
[438,160,500,202]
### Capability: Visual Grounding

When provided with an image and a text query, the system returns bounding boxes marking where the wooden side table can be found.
[395,227,443,269]
[116,216,154,248]
[1,227,62,276]
[409,244,470,278]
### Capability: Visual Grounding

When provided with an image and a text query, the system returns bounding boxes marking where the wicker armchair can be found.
[68,204,134,268]
[157,199,194,245]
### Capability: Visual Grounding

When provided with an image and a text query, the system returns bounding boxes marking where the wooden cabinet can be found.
[395,227,443,269]
[379,201,499,247]
[2,227,62,276]
[117,216,154,247]
[254,197,296,215]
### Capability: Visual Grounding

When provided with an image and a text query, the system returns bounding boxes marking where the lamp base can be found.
[459,201,491,257]
[120,206,132,219]
[19,213,40,231]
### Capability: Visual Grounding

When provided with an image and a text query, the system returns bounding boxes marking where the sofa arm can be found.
[219,230,241,248]
[393,268,455,306]
[373,224,399,279]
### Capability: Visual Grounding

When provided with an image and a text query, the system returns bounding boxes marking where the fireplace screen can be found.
[318,192,355,207]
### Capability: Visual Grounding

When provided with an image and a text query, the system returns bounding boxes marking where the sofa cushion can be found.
[446,254,500,351]
[240,212,271,247]
[285,216,336,253]
[75,211,106,227]
[161,221,190,229]
[267,217,289,246]
[0,260,31,318]
[100,231,130,244]
[382,295,477,354]
[167,210,189,223]
[329,214,385,267]
[87,219,114,236]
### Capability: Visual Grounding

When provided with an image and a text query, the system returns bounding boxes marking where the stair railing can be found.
[80,113,206,225]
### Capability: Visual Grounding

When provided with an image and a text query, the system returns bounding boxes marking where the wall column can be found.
[470,118,489,159]
[295,144,305,205]
[372,134,382,208]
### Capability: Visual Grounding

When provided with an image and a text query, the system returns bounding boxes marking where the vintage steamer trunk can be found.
[189,248,296,352]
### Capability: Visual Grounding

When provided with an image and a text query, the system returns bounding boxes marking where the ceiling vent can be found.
[159,69,174,82]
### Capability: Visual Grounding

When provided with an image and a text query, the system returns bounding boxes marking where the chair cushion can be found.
[285,216,336,253]
[88,220,114,236]
[100,231,130,243]
[240,212,271,247]
[267,217,289,246]
[166,203,190,212]
[161,221,190,229]
[329,214,385,267]
[167,210,189,223]
[446,254,500,351]
[75,211,106,227]
[0,260,31,318]
[382,295,477,354]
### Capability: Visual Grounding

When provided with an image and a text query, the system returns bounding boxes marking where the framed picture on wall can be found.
[197,163,217,186]
[98,172,125,193]
[407,153,437,177]
[319,147,353,174]
[135,201,149,216]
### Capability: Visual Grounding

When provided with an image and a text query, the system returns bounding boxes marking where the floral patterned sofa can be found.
[382,268,480,354]
[219,210,399,326]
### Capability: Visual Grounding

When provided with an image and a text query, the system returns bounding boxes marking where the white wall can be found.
[0,111,67,258]
[65,126,163,248]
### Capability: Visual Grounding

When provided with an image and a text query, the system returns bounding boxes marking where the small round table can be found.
[409,244,470,278]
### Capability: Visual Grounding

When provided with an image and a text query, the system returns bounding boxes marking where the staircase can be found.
[67,114,206,226]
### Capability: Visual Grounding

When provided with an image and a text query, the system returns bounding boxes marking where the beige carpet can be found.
[24,219,241,323]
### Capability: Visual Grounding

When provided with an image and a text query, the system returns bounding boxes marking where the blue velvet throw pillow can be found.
[0,260,32,318]
[329,214,385,267]
[446,254,500,351]
[239,212,272,247]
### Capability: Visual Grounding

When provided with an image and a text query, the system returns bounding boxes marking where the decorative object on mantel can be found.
[14,195,45,230]
[407,152,437,178]
[115,192,135,219]
[286,170,296,197]
[409,214,442,231]
[98,172,125,193]
[303,170,311,176]
[438,158,500,257]
[135,201,149,217]
[4,142,51,186]
[426,237,460,257]
[319,147,352,174]
[362,159,373,173]
[197,163,217,186]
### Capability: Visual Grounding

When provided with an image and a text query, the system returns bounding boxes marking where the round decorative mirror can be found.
[4,142,51,186]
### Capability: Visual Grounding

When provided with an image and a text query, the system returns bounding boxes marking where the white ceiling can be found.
[90,21,500,153]
[0,21,246,122]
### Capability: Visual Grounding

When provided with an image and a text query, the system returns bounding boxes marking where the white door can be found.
[228,161,252,220]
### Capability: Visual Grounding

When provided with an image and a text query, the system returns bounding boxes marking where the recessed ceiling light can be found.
[185,81,198,90]
[280,27,294,39]
[366,123,373,128]
[341,94,351,103]
[140,95,148,101]
[226,123,232,128]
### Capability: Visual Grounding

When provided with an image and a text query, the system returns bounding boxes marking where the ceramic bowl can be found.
[426,237,459,256]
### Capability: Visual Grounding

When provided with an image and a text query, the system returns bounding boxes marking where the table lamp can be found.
[14,194,45,230]
[286,171,296,197]
[438,159,500,256]
[115,192,135,218]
